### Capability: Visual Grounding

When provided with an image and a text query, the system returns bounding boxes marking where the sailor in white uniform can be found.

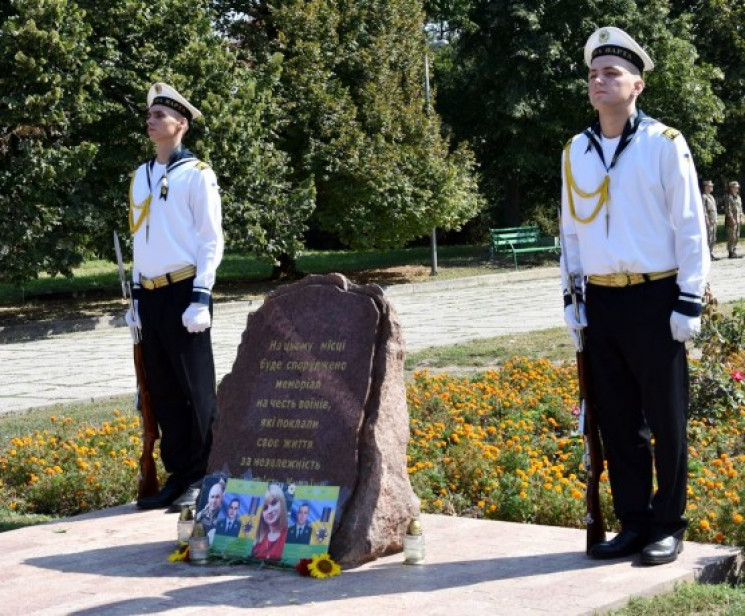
[126,82,224,511]
[560,27,709,565]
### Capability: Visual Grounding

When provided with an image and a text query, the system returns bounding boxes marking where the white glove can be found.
[124,300,141,341]
[670,311,701,342]
[564,303,587,350]
[182,302,211,333]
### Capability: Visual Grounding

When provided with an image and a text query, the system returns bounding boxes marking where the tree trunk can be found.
[271,253,303,281]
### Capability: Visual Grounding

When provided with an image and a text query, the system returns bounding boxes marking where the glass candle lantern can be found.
[177,505,194,545]
[189,523,210,565]
[403,518,425,565]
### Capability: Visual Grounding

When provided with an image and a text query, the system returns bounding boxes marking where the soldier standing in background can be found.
[701,180,718,260]
[724,181,742,258]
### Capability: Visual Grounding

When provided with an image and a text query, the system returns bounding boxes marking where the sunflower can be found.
[167,545,190,562]
[307,553,341,579]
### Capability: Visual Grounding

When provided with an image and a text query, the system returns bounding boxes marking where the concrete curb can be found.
[0,314,125,345]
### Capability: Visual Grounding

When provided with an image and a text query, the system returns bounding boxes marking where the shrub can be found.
[407,353,745,549]
[407,358,616,530]
[0,411,164,516]
[690,305,745,420]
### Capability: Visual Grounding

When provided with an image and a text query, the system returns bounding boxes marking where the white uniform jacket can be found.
[560,112,710,302]
[131,155,224,298]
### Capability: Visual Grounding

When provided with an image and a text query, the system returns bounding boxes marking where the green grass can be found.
[0,260,124,303]
[609,582,745,615]
[296,244,500,280]
[0,227,732,305]
[0,511,59,533]
[0,243,558,326]
[405,327,575,371]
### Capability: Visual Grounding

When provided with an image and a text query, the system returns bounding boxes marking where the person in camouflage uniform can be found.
[701,180,718,260]
[724,181,742,258]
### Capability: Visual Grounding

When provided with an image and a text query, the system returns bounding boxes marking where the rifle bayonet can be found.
[114,231,139,344]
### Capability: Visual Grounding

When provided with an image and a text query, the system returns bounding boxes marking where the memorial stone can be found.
[209,273,419,566]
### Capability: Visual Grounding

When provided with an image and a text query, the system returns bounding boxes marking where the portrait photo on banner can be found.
[200,473,340,566]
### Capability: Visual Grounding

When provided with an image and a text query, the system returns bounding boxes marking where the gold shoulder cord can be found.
[129,160,206,235]
[128,171,152,234]
[563,140,610,224]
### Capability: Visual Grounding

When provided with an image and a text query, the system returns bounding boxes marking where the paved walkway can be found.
[0,257,743,615]
[2,256,743,416]
[0,508,741,616]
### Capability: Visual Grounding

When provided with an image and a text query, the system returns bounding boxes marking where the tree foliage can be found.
[0,0,103,284]
[77,0,313,270]
[432,0,723,226]
[0,0,311,284]
[213,0,484,251]
[186,49,315,268]
[669,0,745,185]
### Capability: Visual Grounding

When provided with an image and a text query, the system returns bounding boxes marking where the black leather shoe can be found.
[641,535,683,565]
[136,483,183,510]
[167,486,201,513]
[589,529,647,560]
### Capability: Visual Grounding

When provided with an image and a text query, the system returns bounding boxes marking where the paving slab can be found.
[0,509,739,616]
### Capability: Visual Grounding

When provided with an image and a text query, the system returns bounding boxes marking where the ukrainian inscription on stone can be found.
[210,274,378,508]
[210,273,419,567]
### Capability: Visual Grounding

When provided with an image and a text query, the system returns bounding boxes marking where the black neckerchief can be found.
[583,110,645,171]
[145,147,197,198]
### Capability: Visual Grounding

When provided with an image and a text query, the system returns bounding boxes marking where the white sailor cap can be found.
[147,82,202,121]
[584,26,654,73]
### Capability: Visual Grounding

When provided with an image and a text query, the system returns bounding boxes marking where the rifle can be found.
[114,231,160,500]
[558,215,606,552]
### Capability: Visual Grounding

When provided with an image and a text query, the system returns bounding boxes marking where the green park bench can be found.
[488,224,560,269]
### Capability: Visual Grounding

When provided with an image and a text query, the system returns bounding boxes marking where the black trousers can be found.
[585,277,688,538]
[139,278,216,489]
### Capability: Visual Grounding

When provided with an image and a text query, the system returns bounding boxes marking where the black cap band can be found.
[150,96,192,120]
[592,45,644,73]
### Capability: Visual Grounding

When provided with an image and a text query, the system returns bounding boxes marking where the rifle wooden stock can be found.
[576,346,606,552]
[133,343,159,499]
[113,231,159,499]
